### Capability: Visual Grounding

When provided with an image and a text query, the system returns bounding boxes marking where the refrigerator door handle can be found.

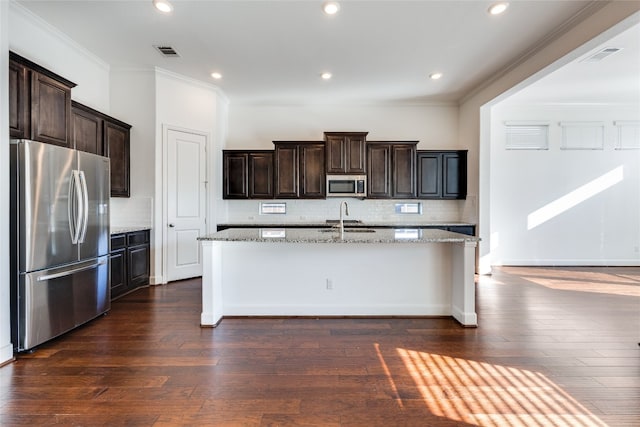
[78,170,89,244]
[68,170,84,244]
[36,259,108,282]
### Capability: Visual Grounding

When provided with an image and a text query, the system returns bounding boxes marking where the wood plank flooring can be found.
[0,266,638,426]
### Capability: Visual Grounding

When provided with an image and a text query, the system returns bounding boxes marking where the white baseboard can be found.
[221,303,451,317]
[494,259,640,267]
[149,275,165,285]
[0,342,14,366]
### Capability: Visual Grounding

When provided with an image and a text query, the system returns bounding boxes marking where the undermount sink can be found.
[320,228,376,233]
[325,219,363,225]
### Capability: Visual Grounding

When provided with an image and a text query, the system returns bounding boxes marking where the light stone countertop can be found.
[198,227,479,244]
[217,221,475,228]
[110,226,151,235]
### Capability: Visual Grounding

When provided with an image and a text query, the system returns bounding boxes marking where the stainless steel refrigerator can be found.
[10,139,111,352]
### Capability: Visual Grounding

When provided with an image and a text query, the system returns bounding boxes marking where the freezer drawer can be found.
[13,256,110,352]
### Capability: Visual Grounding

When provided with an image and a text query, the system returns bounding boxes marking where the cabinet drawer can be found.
[127,230,149,246]
[110,234,126,250]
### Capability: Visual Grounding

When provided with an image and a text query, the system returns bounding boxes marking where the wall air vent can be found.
[154,45,180,57]
[580,47,621,63]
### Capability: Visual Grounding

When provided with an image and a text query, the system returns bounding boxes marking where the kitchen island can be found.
[198,228,479,327]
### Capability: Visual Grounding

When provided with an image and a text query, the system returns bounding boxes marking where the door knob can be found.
[168,223,175,228]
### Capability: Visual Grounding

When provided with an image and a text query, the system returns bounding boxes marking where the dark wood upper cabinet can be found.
[72,101,132,197]
[248,151,274,199]
[31,72,72,147]
[274,143,299,198]
[442,151,467,199]
[299,143,326,198]
[223,151,249,199]
[417,150,467,199]
[9,59,28,139]
[105,120,131,198]
[324,132,367,174]
[367,142,417,199]
[223,150,274,199]
[9,53,132,198]
[9,52,76,147]
[416,152,441,197]
[71,101,104,155]
[274,142,325,199]
[366,143,391,198]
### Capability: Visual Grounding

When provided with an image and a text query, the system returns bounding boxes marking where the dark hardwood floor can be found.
[0,266,638,426]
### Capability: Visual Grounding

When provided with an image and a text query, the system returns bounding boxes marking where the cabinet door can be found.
[109,248,127,299]
[9,60,29,139]
[442,152,467,199]
[392,144,416,198]
[325,135,345,174]
[417,152,442,198]
[346,135,366,174]
[105,121,131,197]
[249,152,274,199]
[30,72,72,148]
[128,244,150,287]
[223,151,249,199]
[299,143,325,198]
[274,144,299,198]
[72,104,104,155]
[109,234,127,300]
[367,144,391,198]
[325,133,366,174]
[127,230,150,288]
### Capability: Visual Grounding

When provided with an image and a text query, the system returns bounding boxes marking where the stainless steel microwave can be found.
[326,175,367,198]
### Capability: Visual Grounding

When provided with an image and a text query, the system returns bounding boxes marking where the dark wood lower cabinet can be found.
[110,229,150,300]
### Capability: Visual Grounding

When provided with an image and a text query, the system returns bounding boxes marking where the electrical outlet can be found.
[635,246,639,253]
[326,279,333,290]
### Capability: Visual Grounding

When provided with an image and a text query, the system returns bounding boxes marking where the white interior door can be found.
[167,129,207,281]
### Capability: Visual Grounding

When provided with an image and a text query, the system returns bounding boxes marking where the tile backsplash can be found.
[220,198,466,224]
[110,197,153,228]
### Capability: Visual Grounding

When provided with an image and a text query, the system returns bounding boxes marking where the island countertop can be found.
[198,227,479,244]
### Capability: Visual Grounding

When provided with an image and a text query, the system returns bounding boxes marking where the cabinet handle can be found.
[168,223,175,228]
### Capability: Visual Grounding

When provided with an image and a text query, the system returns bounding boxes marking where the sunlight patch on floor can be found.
[522,276,640,297]
[396,349,608,427]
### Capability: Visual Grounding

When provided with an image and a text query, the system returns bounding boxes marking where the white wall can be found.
[8,2,110,112]
[227,104,458,149]
[490,104,639,265]
[460,3,640,273]
[0,0,14,366]
[154,69,227,284]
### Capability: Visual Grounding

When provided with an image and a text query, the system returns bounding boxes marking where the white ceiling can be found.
[14,0,640,106]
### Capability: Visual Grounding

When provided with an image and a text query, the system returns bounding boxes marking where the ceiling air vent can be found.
[580,47,621,63]
[154,45,180,57]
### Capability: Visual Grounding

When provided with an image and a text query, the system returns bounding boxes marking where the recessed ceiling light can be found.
[211,72,222,80]
[322,1,340,15]
[429,72,443,80]
[321,72,333,80]
[153,0,173,13]
[488,2,509,15]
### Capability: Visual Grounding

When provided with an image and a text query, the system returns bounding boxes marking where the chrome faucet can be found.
[339,201,349,238]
